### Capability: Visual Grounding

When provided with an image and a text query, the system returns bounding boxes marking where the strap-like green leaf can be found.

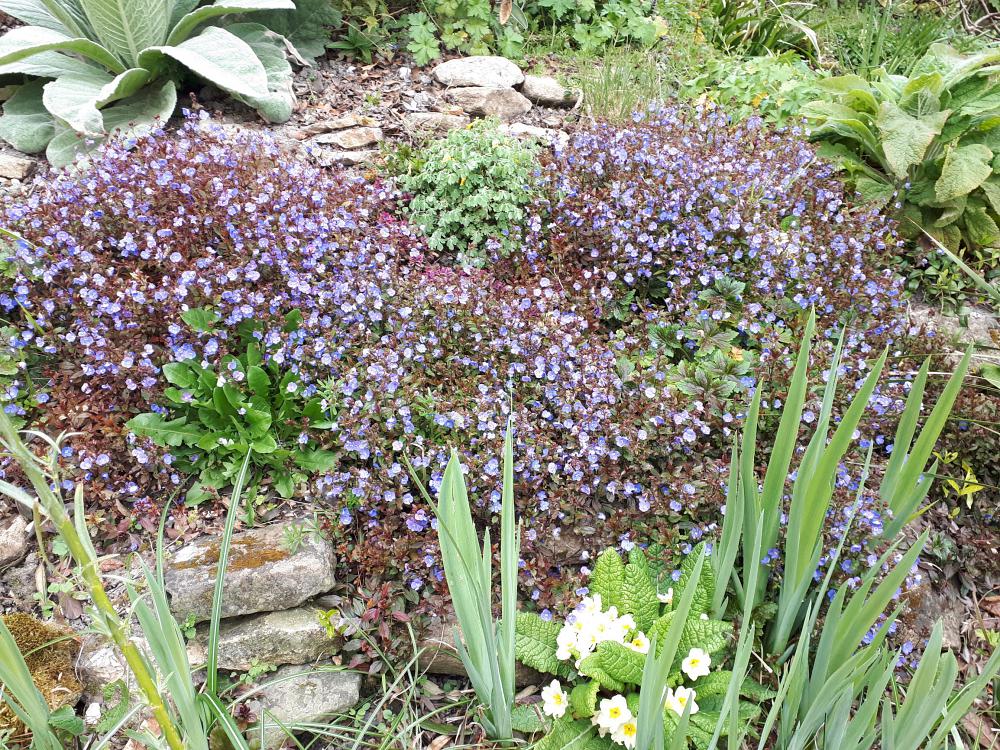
[0,25,124,72]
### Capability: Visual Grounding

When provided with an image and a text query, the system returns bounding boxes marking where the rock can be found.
[520,75,578,108]
[909,301,998,370]
[432,56,524,89]
[904,579,966,652]
[418,616,538,685]
[1,551,39,604]
[248,665,361,749]
[0,153,34,180]
[76,635,129,699]
[186,605,336,672]
[445,87,532,122]
[165,521,336,623]
[0,515,29,568]
[309,148,378,168]
[402,111,470,135]
[292,114,379,139]
[309,126,383,150]
[501,123,570,149]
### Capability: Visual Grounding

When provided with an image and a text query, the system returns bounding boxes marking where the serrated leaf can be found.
[515,612,572,678]
[534,714,595,750]
[935,143,993,203]
[590,548,625,611]
[622,547,659,631]
[594,640,644,685]
[126,412,200,446]
[578,652,625,692]
[569,679,600,718]
[875,101,950,180]
[0,80,54,153]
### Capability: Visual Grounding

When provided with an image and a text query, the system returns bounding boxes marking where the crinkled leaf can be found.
[677,617,731,658]
[621,548,659,631]
[875,101,950,179]
[676,543,714,615]
[855,175,896,207]
[578,652,625,692]
[0,80,54,152]
[935,143,994,203]
[511,703,549,734]
[226,22,294,123]
[964,204,1000,246]
[42,67,149,134]
[594,640,644,685]
[515,612,572,678]
[534,714,595,750]
[569,679,600,718]
[590,548,625,611]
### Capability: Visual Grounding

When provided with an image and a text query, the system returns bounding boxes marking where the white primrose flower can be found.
[681,647,712,680]
[665,686,699,717]
[611,717,639,749]
[541,680,569,718]
[626,631,650,654]
[594,694,632,734]
[657,588,674,605]
[555,625,576,661]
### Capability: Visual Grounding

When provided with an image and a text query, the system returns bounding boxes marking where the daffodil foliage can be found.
[513,544,771,749]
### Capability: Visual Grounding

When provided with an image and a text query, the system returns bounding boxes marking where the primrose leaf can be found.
[678,617,732,658]
[594,640,644,685]
[511,703,550,734]
[515,612,573,678]
[590,548,625,611]
[578,652,625,692]
[622,547,659,631]
[569,679,601,718]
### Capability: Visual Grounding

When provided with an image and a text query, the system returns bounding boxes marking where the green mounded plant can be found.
[803,44,1000,300]
[400,119,539,266]
[0,0,301,165]
[126,308,338,506]
[698,0,818,59]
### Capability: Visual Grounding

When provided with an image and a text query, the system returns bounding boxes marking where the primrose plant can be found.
[0,0,301,165]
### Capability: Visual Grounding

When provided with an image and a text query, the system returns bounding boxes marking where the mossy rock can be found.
[0,613,82,743]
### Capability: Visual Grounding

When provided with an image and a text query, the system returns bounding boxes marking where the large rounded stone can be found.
[165,521,335,622]
[520,74,578,108]
[445,87,532,122]
[432,55,524,88]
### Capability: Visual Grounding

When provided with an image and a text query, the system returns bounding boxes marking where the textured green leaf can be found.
[75,0,170,67]
[578,652,625,692]
[511,703,549,734]
[676,543,714,615]
[979,177,1000,215]
[0,25,124,71]
[534,715,594,750]
[855,175,895,207]
[0,49,103,77]
[649,611,675,654]
[42,67,149,135]
[247,365,270,396]
[138,26,268,99]
[126,412,200,446]
[226,22,294,123]
[162,362,195,387]
[590,548,625,611]
[622,547,659,631]
[594,640,644,685]
[875,101,950,179]
[247,0,336,60]
[166,0,293,44]
[0,80,54,153]
[515,612,572,678]
[935,143,993,203]
[963,205,1000,246]
[0,0,67,32]
[583,736,616,750]
[678,617,731,658]
[292,448,337,472]
[569,680,600,719]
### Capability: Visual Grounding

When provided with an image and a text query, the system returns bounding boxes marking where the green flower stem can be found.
[0,410,186,750]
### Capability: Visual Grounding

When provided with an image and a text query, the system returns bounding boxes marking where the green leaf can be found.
[569,680,600,719]
[181,307,219,332]
[590,548,625,611]
[649,611,675,652]
[855,175,896,207]
[74,0,170,67]
[594,640,645,685]
[515,612,572,678]
[166,0,293,44]
[875,101,950,180]
[965,204,1000,246]
[247,0,336,61]
[47,705,84,736]
[534,714,595,750]
[126,412,200,447]
[43,67,150,135]
[578,652,625,692]
[622,547,659,631]
[226,22,295,124]
[0,80,54,153]
[511,703,549,734]
[0,0,67,32]
[0,25,125,72]
[292,448,337,472]
[0,49,105,78]
[162,362,195,387]
[138,26,269,100]
[676,543,714,615]
[934,143,994,203]
[678,617,731,658]
[246,365,270,396]
[250,434,277,453]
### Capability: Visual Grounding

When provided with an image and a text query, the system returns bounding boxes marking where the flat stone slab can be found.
[165,522,335,622]
[432,55,524,88]
[248,665,361,749]
[186,605,336,672]
[445,87,532,121]
[402,111,470,134]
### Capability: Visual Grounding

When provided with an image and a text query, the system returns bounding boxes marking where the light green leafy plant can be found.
[698,0,818,59]
[803,44,1000,295]
[0,0,301,165]
[401,118,538,265]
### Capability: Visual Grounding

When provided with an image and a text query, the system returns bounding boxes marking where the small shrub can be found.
[401,119,538,265]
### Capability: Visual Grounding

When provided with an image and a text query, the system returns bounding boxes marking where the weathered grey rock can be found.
[445,87,532,121]
[309,126,383,150]
[910,301,998,370]
[165,522,335,622]
[0,153,34,180]
[0,514,29,568]
[432,55,524,88]
[402,111,470,135]
[77,635,128,698]
[309,148,378,167]
[248,665,361,749]
[520,74,578,107]
[904,580,966,651]
[186,605,335,672]
[418,616,538,684]
[501,122,570,149]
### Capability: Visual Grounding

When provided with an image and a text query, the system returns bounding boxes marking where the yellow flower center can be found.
[609,707,621,719]
[553,695,563,705]
[623,723,637,737]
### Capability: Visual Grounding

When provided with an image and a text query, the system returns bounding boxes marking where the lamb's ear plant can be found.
[0,0,301,165]
[409,416,520,740]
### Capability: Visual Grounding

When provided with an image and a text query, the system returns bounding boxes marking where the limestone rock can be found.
[432,56,524,88]
[309,148,378,168]
[165,522,335,622]
[520,75,578,107]
[903,579,966,651]
[186,605,335,672]
[445,87,532,122]
[309,126,383,150]
[248,665,361,749]
[0,514,29,568]
[909,301,998,370]
[0,153,34,180]
[77,635,129,698]
[501,122,570,149]
[402,111,470,135]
